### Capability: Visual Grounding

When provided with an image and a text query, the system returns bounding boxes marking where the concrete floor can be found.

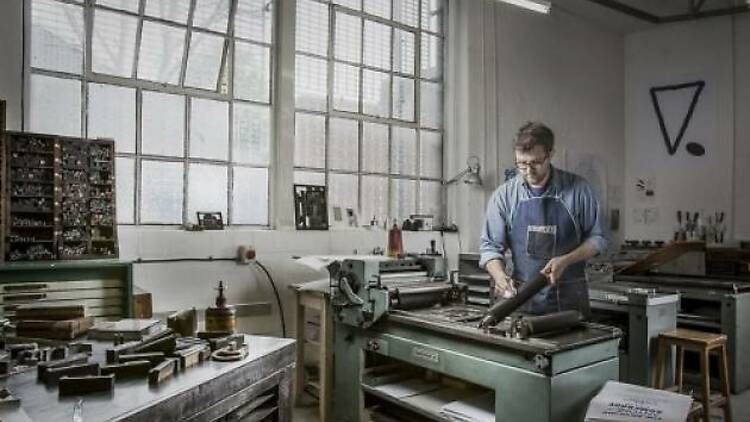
[291,389,750,422]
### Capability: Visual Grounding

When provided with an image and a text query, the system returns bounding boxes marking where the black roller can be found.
[516,310,583,339]
[478,274,549,328]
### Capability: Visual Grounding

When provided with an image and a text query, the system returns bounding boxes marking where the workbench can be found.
[0,335,295,421]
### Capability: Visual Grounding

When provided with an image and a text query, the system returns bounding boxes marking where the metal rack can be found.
[0,131,117,261]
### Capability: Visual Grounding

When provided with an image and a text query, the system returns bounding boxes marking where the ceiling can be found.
[555,0,750,33]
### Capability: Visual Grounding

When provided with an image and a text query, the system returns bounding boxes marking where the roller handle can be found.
[478,273,549,328]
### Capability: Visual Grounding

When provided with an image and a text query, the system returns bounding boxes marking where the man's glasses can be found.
[515,155,548,170]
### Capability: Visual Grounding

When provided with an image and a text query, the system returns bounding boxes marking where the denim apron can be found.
[509,188,590,316]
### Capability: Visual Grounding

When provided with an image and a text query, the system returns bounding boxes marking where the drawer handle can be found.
[4,293,46,302]
[3,284,48,291]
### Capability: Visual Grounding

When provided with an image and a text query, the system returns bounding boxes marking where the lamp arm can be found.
[442,167,470,186]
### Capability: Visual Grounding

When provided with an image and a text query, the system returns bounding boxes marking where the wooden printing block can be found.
[101,360,151,379]
[196,331,233,341]
[59,374,115,396]
[68,342,93,355]
[208,334,245,352]
[9,344,37,360]
[167,308,197,338]
[43,363,100,385]
[173,346,206,370]
[148,358,178,386]
[117,352,165,365]
[0,360,10,376]
[106,329,175,363]
[37,353,90,381]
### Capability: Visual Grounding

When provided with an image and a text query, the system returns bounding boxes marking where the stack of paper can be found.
[440,392,495,422]
[585,381,691,422]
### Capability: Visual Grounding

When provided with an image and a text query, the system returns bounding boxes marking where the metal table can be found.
[0,335,295,421]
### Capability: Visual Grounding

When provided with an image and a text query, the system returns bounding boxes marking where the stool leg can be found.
[294,295,306,405]
[655,340,666,389]
[675,345,684,393]
[700,348,711,422]
[719,345,733,422]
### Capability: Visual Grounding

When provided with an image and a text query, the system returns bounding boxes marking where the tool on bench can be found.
[478,274,550,328]
[205,281,236,333]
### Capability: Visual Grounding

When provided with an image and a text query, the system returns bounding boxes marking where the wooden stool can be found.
[654,328,732,422]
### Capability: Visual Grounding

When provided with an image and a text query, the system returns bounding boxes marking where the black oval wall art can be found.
[686,142,705,157]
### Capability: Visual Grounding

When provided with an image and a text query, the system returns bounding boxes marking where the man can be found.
[479,122,609,316]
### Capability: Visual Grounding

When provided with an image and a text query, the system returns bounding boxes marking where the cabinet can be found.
[0,131,117,261]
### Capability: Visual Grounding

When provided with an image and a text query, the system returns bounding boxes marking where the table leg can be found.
[294,293,306,405]
[320,296,334,422]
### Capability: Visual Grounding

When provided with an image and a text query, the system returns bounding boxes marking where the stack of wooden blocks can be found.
[14,304,93,340]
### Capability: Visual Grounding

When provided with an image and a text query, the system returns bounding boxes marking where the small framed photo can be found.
[196,212,224,230]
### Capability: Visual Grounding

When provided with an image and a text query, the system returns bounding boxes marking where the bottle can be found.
[387,220,403,258]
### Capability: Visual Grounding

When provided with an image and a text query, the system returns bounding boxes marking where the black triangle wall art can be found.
[649,80,706,157]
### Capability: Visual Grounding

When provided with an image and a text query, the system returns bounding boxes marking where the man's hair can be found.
[514,121,554,153]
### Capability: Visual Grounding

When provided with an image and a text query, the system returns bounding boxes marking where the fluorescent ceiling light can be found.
[496,0,551,14]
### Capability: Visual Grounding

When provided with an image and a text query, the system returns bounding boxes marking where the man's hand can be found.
[493,276,517,299]
[541,256,571,285]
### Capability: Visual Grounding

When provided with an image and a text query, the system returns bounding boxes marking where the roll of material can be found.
[516,310,582,339]
[479,274,549,328]
[392,285,451,310]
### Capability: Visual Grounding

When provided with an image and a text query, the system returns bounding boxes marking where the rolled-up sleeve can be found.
[479,190,508,268]
[577,180,610,255]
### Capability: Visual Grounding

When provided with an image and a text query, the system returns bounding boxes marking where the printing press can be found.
[610,272,750,393]
[331,256,622,422]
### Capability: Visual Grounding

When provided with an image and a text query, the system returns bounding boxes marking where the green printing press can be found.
[331,256,622,422]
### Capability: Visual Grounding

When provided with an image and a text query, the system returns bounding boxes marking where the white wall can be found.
[446,1,626,252]
[624,16,747,242]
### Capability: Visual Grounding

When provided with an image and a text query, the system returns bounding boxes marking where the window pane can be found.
[295,112,326,169]
[364,0,390,19]
[392,76,415,121]
[185,32,225,90]
[421,33,442,80]
[234,41,271,102]
[88,83,136,153]
[362,122,388,173]
[145,0,190,24]
[419,130,441,179]
[115,157,135,224]
[294,171,325,186]
[187,163,228,224]
[29,74,81,137]
[363,20,391,70]
[142,91,185,157]
[421,0,443,33]
[137,21,186,84]
[92,9,138,78]
[420,81,442,129]
[334,11,361,63]
[393,29,415,75]
[233,102,271,165]
[235,0,273,43]
[329,118,358,172]
[329,173,359,219]
[333,0,361,10]
[419,181,441,220]
[394,0,419,27]
[193,0,230,33]
[362,69,389,118]
[295,55,328,111]
[190,98,229,160]
[296,0,328,56]
[390,178,416,221]
[232,167,268,224]
[31,0,84,74]
[391,126,416,176]
[333,63,359,113]
[362,175,388,224]
[97,0,139,13]
[140,160,184,224]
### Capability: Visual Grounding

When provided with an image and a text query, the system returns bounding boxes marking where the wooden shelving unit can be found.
[0,129,117,262]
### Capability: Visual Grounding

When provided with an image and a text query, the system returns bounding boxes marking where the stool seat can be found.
[659,328,727,348]
[654,328,733,422]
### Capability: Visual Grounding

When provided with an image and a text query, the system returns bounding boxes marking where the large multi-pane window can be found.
[294,0,445,224]
[27,0,273,225]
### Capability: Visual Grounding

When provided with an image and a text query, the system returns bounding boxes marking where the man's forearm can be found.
[486,259,508,281]
[562,238,599,266]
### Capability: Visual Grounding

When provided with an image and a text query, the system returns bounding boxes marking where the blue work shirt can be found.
[479,166,610,268]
